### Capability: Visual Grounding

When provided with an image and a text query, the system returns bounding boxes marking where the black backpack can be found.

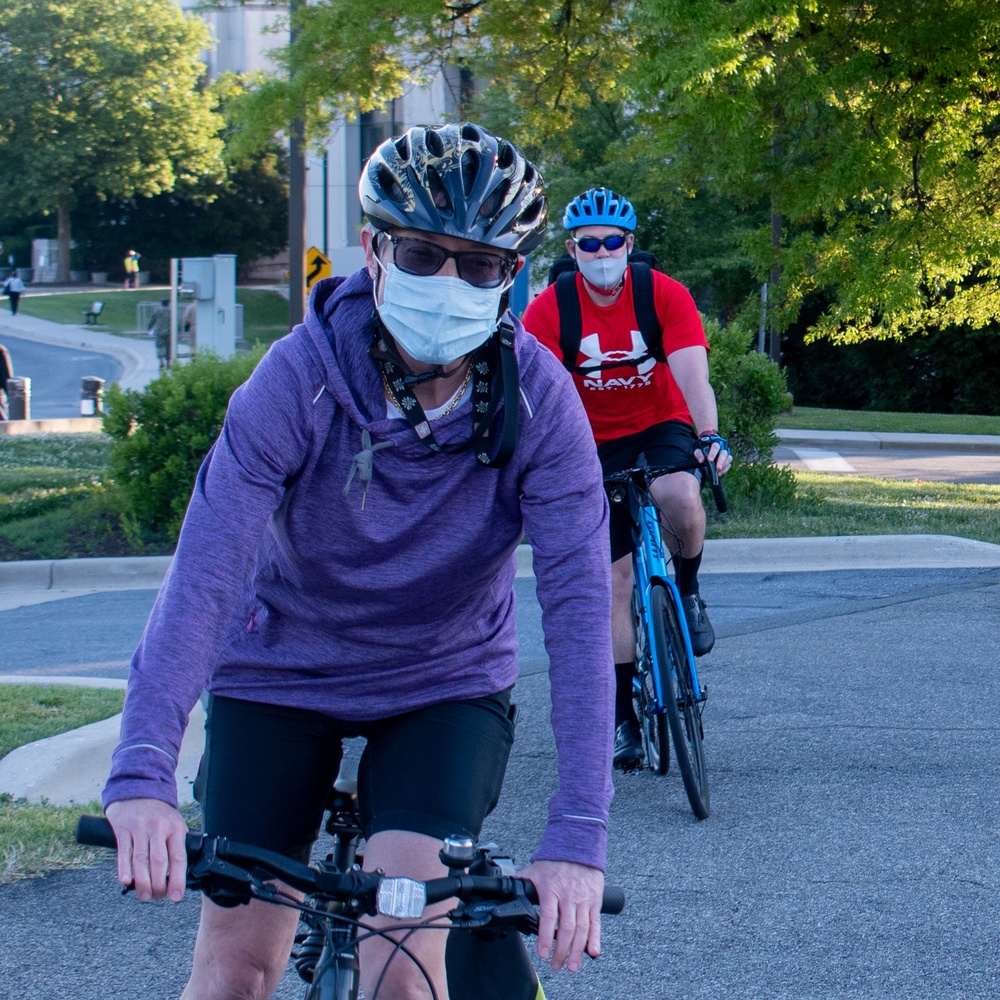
[547,250,665,376]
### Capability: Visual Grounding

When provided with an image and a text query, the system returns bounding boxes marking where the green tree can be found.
[629,0,1000,345]
[225,0,636,154]
[0,0,225,281]
[70,75,291,283]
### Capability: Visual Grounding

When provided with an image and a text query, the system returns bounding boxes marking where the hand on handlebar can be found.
[105,798,189,904]
[694,430,732,476]
[520,859,604,973]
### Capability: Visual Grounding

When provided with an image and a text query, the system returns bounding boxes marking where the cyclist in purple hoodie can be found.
[102,122,614,1000]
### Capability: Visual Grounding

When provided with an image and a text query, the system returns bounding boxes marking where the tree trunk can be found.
[57,203,72,284]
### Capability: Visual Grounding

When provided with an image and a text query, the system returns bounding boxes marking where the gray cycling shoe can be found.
[682,593,715,656]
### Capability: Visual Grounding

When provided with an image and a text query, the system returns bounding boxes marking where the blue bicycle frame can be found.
[632,498,705,712]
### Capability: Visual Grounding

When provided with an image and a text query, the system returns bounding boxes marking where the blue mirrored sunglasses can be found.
[572,234,628,253]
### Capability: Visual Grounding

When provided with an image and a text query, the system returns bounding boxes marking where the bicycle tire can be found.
[633,587,670,775]
[649,583,710,818]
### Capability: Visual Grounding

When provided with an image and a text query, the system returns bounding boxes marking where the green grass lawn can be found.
[707,472,1000,545]
[0,683,125,884]
[0,434,138,560]
[779,405,1000,436]
[18,288,291,347]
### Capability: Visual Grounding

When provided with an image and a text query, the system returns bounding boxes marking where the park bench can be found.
[83,301,104,324]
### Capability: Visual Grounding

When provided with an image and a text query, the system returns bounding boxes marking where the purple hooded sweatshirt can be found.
[103,269,614,870]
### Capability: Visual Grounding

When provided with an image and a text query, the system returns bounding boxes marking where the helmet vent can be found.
[377,164,407,205]
[461,150,479,196]
[520,196,545,227]
[426,166,453,214]
[425,127,445,158]
[497,141,515,169]
[479,182,508,223]
[394,135,410,159]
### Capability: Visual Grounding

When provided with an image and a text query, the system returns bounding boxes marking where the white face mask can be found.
[577,253,629,292]
[374,260,507,365]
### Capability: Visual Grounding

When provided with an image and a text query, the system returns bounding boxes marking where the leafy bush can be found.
[103,350,264,545]
[706,319,797,509]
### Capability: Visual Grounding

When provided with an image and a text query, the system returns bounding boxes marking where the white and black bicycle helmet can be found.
[562,187,637,231]
[360,122,548,253]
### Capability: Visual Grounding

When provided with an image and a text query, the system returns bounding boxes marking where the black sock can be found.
[615,662,637,726]
[676,548,703,598]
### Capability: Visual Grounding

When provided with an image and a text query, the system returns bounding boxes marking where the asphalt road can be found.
[776,443,1000,485]
[1,332,122,419]
[4,567,1000,998]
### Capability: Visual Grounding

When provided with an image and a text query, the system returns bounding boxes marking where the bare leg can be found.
[648,471,705,558]
[610,554,636,664]
[182,892,301,1000]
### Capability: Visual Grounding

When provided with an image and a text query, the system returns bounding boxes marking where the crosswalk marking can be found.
[792,447,856,472]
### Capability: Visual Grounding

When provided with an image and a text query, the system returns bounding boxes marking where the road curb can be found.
[0,555,173,592]
[776,427,1000,454]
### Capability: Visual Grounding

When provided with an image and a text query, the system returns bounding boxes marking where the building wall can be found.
[175,1,461,282]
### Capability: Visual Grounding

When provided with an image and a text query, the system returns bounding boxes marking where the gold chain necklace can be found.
[382,361,473,421]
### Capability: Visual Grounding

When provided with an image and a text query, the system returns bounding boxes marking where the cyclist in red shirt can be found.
[522,187,732,770]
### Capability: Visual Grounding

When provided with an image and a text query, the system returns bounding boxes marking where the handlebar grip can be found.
[601,885,626,914]
[710,480,728,514]
[518,878,625,914]
[76,814,204,859]
[702,458,729,514]
[76,814,117,849]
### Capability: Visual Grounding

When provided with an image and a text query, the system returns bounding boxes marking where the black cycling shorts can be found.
[195,689,515,864]
[597,419,700,562]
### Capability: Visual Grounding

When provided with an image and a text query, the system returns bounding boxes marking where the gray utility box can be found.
[180,255,237,359]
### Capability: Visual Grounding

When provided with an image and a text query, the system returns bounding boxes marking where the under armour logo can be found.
[579,330,656,381]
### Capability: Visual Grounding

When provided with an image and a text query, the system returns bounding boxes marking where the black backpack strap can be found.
[555,263,665,374]
[555,272,583,371]
[628,263,665,362]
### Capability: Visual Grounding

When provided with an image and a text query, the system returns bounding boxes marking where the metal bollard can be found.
[81,376,105,416]
[7,376,30,420]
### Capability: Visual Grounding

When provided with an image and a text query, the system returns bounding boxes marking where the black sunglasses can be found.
[382,235,516,289]
[572,234,628,253]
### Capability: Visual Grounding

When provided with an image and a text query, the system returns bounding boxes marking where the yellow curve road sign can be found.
[305,247,331,291]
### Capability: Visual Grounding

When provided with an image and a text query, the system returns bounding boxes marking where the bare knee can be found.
[611,555,633,599]
[650,473,705,544]
[183,896,299,1000]
[360,831,450,1000]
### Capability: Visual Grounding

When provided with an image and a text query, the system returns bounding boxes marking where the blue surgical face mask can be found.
[373,260,508,365]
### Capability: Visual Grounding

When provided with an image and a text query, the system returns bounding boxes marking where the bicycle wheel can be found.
[633,587,670,775]
[649,583,710,818]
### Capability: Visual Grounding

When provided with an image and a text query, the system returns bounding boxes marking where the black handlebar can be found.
[604,458,728,515]
[75,815,626,916]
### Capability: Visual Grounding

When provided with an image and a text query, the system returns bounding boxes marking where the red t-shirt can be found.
[522,267,708,445]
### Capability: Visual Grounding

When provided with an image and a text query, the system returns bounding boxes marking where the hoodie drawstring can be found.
[343,429,393,509]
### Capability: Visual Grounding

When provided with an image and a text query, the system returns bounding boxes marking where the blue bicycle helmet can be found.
[562,187,636,231]
[360,122,548,253]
